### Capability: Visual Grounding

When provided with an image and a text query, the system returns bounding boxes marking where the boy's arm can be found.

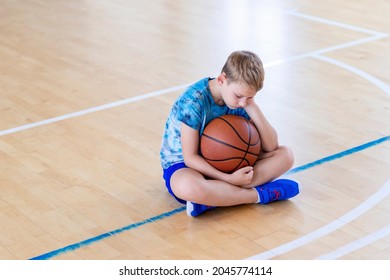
[244,100,279,152]
[181,123,254,186]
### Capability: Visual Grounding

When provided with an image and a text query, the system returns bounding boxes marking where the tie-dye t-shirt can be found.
[160,77,249,169]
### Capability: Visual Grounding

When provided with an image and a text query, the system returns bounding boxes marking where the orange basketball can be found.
[200,115,261,173]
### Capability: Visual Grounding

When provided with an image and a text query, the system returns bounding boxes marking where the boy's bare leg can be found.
[170,145,295,207]
[170,168,258,206]
[244,145,294,188]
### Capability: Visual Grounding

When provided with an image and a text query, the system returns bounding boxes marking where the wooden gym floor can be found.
[0,0,389,260]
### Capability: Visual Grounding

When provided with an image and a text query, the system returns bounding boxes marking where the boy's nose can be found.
[239,99,246,107]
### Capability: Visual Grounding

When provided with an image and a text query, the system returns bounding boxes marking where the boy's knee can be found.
[279,145,294,168]
[171,174,208,201]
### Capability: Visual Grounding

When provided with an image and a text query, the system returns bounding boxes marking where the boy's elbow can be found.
[183,154,197,169]
[262,138,279,152]
[269,132,279,151]
[183,158,192,168]
[262,144,278,153]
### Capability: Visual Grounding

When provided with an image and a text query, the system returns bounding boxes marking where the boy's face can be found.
[218,74,257,109]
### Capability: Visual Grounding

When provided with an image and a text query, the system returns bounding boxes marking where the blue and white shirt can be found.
[160,77,249,169]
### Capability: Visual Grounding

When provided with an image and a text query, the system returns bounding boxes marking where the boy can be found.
[160,50,299,217]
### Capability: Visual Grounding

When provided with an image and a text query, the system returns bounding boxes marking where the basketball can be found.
[200,115,261,173]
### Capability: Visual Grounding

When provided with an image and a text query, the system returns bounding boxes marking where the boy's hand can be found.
[228,166,254,186]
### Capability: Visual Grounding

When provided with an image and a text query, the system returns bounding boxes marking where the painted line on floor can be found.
[287,136,390,175]
[287,9,387,37]
[246,179,390,260]
[0,83,190,137]
[2,10,388,139]
[29,135,390,260]
[316,224,390,259]
[29,206,186,260]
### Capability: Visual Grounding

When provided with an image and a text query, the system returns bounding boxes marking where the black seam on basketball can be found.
[201,134,259,156]
[216,116,250,145]
[217,117,248,144]
[205,157,251,173]
[209,117,259,173]
[204,157,251,163]
[217,116,260,147]
[229,158,250,173]
[233,118,251,171]
[201,115,261,173]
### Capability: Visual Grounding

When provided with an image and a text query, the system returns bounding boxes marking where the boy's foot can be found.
[186,201,216,217]
[255,179,299,204]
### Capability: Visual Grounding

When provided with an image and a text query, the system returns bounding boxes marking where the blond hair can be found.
[221,50,264,92]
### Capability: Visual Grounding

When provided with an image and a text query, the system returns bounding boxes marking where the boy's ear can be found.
[217,72,227,85]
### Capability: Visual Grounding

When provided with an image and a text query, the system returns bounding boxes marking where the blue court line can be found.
[29,206,186,260]
[29,135,390,260]
[287,135,390,174]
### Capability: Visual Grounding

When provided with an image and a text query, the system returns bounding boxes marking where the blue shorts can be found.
[163,162,188,204]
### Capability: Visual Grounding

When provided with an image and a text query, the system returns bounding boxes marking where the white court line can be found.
[0,38,383,137]
[246,180,390,259]
[265,34,387,68]
[264,10,388,67]
[0,8,388,260]
[247,11,390,260]
[313,54,390,96]
[0,83,191,136]
[316,225,390,260]
[0,54,335,136]
[0,57,300,137]
[287,9,387,37]
[0,11,387,137]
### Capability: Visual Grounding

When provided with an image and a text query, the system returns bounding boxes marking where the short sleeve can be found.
[175,90,205,131]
